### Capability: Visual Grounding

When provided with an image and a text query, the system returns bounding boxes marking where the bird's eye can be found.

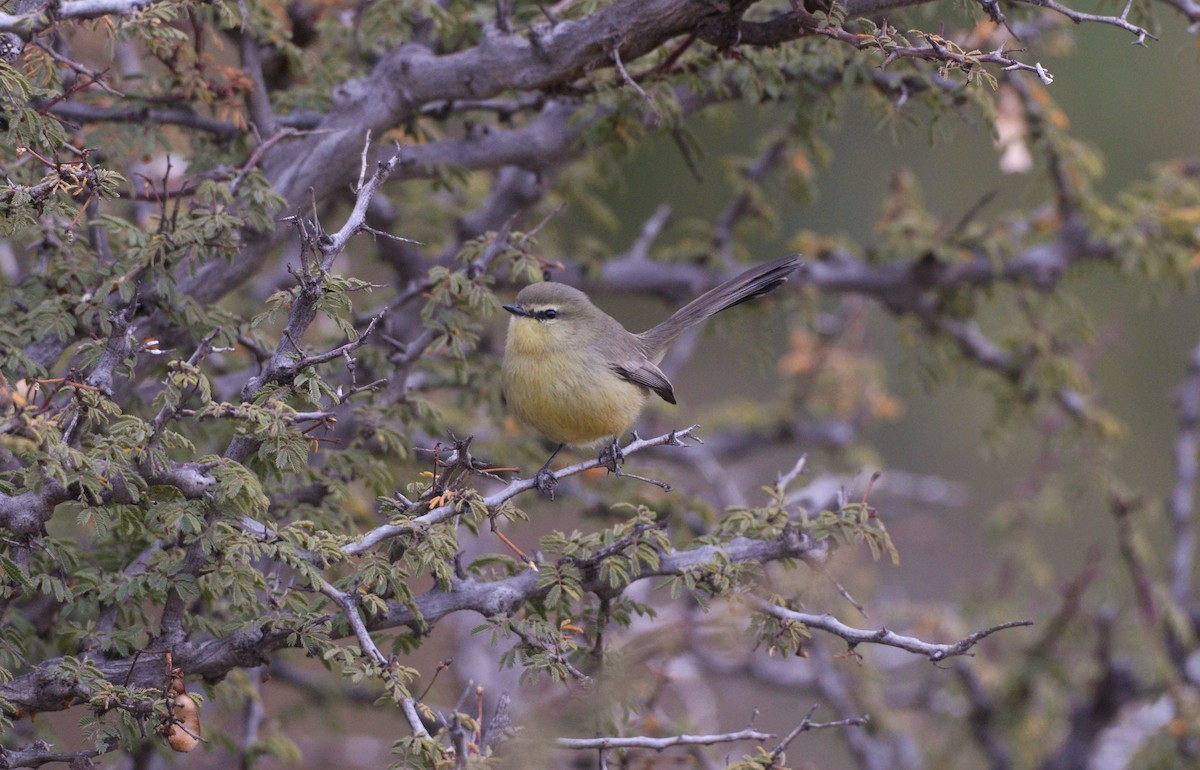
[542,308,558,320]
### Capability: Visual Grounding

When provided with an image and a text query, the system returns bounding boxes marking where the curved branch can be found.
[1010,0,1156,43]
[262,0,756,204]
[748,595,1033,661]
[47,101,243,139]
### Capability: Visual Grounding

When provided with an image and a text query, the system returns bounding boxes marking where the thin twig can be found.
[611,42,661,124]
[747,595,1032,661]
[769,705,869,761]
[1009,0,1156,44]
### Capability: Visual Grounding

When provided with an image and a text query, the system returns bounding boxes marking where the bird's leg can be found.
[534,443,565,499]
[598,436,624,474]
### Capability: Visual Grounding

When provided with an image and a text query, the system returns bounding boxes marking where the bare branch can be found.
[48,101,243,138]
[556,727,773,750]
[611,41,661,124]
[784,1,1057,81]
[84,304,136,397]
[806,642,912,770]
[238,33,277,135]
[296,309,387,369]
[1010,0,1157,43]
[747,595,1032,661]
[769,705,870,761]
[1111,494,1160,626]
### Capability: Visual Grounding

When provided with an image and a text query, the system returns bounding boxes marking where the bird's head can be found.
[503,282,599,352]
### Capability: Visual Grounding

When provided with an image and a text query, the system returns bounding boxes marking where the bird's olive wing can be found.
[612,362,677,405]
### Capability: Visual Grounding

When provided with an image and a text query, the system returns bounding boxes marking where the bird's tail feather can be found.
[640,254,802,354]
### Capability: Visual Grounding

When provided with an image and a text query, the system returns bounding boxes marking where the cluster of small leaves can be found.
[724,751,782,770]
[48,655,186,744]
[0,183,261,382]
[805,502,898,564]
[751,598,815,659]
[0,80,69,167]
[660,549,764,608]
[389,733,456,770]
[421,264,497,373]
[352,0,458,59]
[124,1,252,126]
[710,492,795,542]
[320,647,421,711]
[1099,159,1200,283]
[489,614,588,684]
[0,537,73,617]
[541,507,670,590]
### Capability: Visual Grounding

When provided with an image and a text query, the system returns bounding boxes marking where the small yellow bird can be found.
[502,255,802,495]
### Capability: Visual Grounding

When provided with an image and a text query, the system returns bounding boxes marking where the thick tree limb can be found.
[0,461,214,539]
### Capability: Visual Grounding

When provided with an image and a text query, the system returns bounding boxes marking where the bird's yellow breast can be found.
[503,318,649,447]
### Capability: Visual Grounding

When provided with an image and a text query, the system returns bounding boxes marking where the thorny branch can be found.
[345,427,704,555]
[1010,0,1156,43]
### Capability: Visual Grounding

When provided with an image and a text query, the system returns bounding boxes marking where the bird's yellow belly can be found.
[503,354,649,447]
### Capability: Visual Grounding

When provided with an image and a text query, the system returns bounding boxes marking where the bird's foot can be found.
[534,465,558,499]
[599,439,624,474]
[601,435,673,492]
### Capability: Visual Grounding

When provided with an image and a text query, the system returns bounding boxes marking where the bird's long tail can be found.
[640,254,802,355]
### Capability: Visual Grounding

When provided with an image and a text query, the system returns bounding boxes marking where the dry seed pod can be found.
[163,670,201,752]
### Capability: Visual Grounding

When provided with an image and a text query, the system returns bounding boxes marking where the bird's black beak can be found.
[503,304,529,317]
